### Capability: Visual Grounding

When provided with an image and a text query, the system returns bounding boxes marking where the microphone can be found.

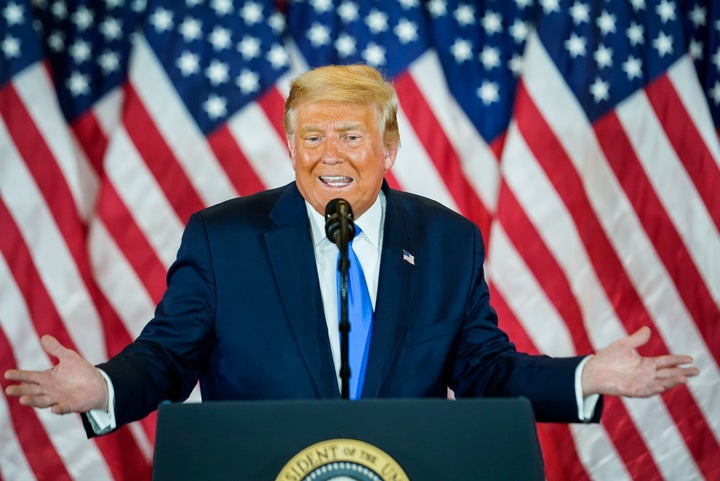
[325,198,356,248]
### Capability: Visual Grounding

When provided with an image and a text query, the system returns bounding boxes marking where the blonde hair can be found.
[284,64,400,148]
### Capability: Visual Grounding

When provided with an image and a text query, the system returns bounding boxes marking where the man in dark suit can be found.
[4,64,698,435]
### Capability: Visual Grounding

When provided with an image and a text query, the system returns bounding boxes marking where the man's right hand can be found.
[4,335,109,415]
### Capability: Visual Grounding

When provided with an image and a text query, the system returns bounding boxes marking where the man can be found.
[4,65,698,435]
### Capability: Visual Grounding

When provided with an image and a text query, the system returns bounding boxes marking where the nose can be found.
[322,138,341,164]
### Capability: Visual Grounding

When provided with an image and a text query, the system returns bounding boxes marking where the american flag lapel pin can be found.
[402,249,415,266]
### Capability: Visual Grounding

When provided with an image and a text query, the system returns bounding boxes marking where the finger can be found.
[656,366,700,380]
[5,382,46,397]
[653,354,695,369]
[19,394,55,409]
[4,369,43,384]
[626,326,651,349]
[40,335,69,359]
[50,403,73,415]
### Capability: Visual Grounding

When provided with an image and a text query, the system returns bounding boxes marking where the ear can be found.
[287,135,297,168]
[383,143,398,171]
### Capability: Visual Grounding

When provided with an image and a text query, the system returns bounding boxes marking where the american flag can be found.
[1,0,718,479]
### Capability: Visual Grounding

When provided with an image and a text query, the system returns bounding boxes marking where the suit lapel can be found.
[362,187,416,397]
[265,184,339,398]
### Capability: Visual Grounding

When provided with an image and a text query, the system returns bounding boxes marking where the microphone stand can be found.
[324,198,355,400]
[338,234,350,400]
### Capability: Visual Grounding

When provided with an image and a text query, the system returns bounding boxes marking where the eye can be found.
[343,133,362,145]
[303,135,322,146]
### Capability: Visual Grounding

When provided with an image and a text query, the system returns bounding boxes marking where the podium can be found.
[153,398,544,481]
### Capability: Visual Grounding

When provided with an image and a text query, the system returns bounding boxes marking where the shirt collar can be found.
[306,192,384,249]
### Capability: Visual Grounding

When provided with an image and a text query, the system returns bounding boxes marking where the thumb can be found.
[626,326,651,349]
[40,335,70,360]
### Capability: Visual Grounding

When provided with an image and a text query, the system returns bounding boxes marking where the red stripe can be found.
[207,125,265,196]
[72,108,110,176]
[0,326,73,481]
[257,86,288,141]
[384,171,402,190]
[96,181,168,304]
[645,75,720,232]
[516,82,719,479]
[92,431,152,481]
[2,86,137,360]
[0,198,155,480]
[489,286,591,481]
[495,181,593,354]
[2,82,154,477]
[493,181,667,479]
[594,111,720,365]
[394,72,493,238]
[123,84,205,223]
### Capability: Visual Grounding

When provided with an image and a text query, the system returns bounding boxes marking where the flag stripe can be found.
[646,75,720,233]
[394,71,493,235]
[487,225,635,480]
[488,286,592,481]
[0,202,102,481]
[207,125,266,195]
[596,109,720,365]
[515,80,718,480]
[4,78,140,361]
[96,183,168,303]
[123,85,206,224]
[131,39,238,207]
[408,51,501,216]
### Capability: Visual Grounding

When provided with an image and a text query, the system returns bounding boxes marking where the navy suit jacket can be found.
[96,181,601,431]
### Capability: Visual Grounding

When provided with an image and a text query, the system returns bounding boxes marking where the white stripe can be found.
[569,424,632,481]
[518,32,708,475]
[12,64,99,222]
[0,255,114,481]
[615,91,720,439]
[409,50,500,213]
[527,33,720,442]
[503,111,707,480]
[0,387,36,481]
[0,117,106,363]
[487,225,575,357]
[622,396,706,480]
[487,225,631,480]
[88,220,156,338]
[127,422,154,463]
[668,56,720,167]
[393,107,460,211]
[92,87,124,137]
[618,86,720,302]
[104,127,184,268]
[130,37,239,207]
[225,101,296,189]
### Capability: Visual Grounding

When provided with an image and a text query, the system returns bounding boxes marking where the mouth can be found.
[319,175,353,188]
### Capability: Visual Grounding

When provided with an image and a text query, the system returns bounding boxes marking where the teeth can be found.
[320,176,352,187]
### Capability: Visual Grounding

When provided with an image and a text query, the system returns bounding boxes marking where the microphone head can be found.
[325,198,355,246]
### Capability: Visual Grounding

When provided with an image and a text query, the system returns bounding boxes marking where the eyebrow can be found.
[298,123,365,134]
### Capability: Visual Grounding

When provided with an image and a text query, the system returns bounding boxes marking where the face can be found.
[288,101,397,218]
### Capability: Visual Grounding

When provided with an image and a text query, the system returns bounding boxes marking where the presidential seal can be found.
[274,439,409,481]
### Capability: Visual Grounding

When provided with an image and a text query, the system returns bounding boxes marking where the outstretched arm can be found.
[582,326,699,398]
[4,335,108,415]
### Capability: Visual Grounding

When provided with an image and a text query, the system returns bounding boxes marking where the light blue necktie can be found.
[337,226,373,400]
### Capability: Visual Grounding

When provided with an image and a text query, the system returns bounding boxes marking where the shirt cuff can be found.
[575,355,600,422]
[86,368,116,435]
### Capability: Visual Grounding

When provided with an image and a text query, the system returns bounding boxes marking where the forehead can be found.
[295,101,379,130]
